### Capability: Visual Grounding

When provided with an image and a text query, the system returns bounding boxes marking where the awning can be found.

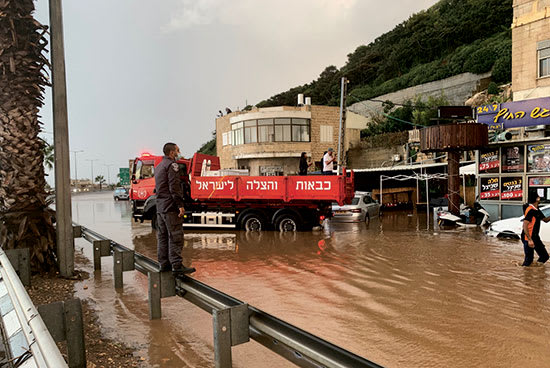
[459,163,476,175]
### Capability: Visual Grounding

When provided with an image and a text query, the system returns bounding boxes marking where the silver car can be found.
[332,191,381,224]
[113,187,129,201]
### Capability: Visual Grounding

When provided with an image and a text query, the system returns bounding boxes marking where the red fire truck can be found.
[130,152,354,231]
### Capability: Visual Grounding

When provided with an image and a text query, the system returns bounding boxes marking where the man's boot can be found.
[172,265,196,275]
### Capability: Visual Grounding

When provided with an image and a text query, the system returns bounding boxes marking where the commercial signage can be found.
[501,146,524,172]
[529,176,550,187]
[501,177,523,200]
[480,177,499,199]
[528,144,550,172]
[479,150,499,172]
[477,97,550,129]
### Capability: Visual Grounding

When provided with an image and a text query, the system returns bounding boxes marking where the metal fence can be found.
[76,224,383,368]
[0,249,68,368]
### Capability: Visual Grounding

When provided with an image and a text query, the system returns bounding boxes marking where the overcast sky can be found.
[35,0,438,185]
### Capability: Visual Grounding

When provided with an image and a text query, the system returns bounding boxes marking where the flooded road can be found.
[72,192,550,367]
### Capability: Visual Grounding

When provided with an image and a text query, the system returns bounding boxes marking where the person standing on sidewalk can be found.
[521,192,550,267]
[155,142,195,275]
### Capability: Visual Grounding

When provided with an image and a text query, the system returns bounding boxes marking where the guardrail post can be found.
[5,248,31,287]
[113,249,123,289]
[92,239,110,270]
[212,304,249,368]
[72,225,82,239]
[147,270,175,319]
[148,272,161,319]
[213,308,232,368]
[113,249,135,289]
[230,304,249,346]
[38,298,86,368]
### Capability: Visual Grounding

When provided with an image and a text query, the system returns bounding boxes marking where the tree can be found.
[197,131,216,156]
[95,175,106,191]
[43,141,54,171]
[0,1,58,272]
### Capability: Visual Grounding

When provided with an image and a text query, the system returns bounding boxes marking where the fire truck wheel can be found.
[276,214,298,232]
[242,213,264,232]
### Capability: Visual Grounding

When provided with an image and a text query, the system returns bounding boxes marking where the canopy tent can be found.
[379,167,474,229]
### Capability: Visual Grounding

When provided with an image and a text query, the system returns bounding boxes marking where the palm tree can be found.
[43,141,54,171]
[95,175,106,191]
[0,1,58,271]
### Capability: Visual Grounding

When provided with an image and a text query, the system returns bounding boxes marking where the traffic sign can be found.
[119,168,130,186]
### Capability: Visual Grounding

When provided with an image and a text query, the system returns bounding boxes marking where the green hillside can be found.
[257,0,512,108]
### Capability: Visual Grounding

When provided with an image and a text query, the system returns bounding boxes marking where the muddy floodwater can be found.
[71,192,550,367]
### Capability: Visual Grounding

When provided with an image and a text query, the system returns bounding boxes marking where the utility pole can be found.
[70,150,83,183]
[336,77,348,174]
[49,0,73,277]
[86,159,99,188]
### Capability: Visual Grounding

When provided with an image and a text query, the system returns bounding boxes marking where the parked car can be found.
[332,191,380,224]
[486,204,550,242]
[113,187,129,201]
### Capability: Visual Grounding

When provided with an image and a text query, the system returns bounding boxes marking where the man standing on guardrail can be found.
[155,143,195,275]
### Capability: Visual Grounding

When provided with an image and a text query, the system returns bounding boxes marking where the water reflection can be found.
[71,192,550,368]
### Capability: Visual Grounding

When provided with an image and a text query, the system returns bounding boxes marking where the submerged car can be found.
[332,191,380,224]
[486,204,550,242]
[113,187,129,201]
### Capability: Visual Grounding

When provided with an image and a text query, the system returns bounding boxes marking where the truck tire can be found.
[275,213,298,232]
[241,213,265,231]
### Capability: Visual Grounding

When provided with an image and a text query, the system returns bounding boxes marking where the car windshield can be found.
[542,206,550,218]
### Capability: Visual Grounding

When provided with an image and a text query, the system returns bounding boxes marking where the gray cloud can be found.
[34,0,438,186]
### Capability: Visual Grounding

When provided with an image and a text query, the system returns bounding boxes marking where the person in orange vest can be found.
[521,192,550,266]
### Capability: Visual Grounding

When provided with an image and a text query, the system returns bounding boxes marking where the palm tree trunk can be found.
[0,0,58,271]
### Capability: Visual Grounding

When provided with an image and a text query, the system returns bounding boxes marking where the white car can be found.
[486,204,550,242]
[332,191,381,224]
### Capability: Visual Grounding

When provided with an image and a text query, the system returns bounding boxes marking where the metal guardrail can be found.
[0,249,68,368]
[76,224,383,368]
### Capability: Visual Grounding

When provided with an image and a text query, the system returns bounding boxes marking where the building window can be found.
[232,118,311,144]
[320,125,333,143]
[222,132,232,146]
[232,122,244,145]
[274,118,291,142]
[244,120,257,143]
[538,40,550,78]
[258,119,274,142]
[291,118,310,142]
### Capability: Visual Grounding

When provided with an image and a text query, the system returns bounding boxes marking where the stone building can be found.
[512,0,550,100]
[215,105,366,176]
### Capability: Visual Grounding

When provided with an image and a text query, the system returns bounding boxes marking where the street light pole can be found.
[86,159,99,188]
[49,0,73,277]
[104,164,114,186]
[70,150,83,184]
[336,77,348,174]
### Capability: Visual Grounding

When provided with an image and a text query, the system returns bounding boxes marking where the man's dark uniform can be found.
[155,156,185,270]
